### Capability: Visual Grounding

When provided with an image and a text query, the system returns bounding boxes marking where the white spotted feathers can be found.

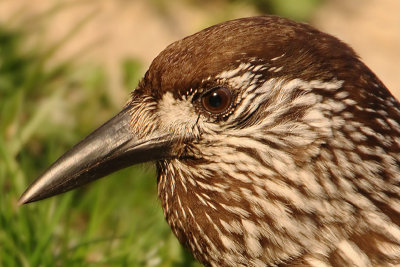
[128,16,400,266]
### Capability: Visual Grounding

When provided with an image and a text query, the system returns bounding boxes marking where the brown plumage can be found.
[20,16,400,266]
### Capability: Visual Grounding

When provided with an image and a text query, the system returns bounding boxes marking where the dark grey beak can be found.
[19,106,172,204]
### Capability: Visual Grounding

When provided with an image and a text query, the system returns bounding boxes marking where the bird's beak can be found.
[19,106,173,204]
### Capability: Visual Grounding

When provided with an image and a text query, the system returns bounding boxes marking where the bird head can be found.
[20,16,400,266]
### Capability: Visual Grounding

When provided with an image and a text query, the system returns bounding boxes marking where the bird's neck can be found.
[157,141,400,266]
[156,158,307,266]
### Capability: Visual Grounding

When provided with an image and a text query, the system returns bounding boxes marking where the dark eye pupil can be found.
[208,92,223,108]
[201,87,232,114]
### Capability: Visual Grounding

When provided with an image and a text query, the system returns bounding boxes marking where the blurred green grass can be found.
[0,0,322,266]
[0,17,199,267]
[242,0,322,21]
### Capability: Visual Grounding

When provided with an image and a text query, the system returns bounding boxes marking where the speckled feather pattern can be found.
[127,16,400,266]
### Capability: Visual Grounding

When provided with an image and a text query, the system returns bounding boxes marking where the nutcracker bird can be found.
[20,16,400,266]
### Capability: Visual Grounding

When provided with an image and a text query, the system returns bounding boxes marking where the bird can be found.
[19,16,400,266]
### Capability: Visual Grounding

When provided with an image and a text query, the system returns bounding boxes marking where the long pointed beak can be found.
[19,106,172,204]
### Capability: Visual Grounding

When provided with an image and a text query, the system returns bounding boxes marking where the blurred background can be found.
[0,0,399,266]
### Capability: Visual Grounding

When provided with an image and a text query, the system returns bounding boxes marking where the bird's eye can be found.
[201,87,233,115]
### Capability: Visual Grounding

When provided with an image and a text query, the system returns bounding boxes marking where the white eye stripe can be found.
[224,77,344,126]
